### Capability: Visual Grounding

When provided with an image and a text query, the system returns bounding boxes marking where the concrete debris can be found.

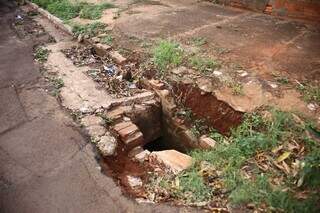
[150,150,192,174]
[134,150,150,162]
[196,78,213,93]
[109,51,127,64]
[199,135,216,149]
[268,81,278,89]
[127,175,143,188]
[97,134,117,156]
[213,70,222,76]
[307,103,318,111]
[81,115,103,126]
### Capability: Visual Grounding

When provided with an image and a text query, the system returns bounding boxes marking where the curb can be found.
[25,1,117,59]
[25,0,73,35]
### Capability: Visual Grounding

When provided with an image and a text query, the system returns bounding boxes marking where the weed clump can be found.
[72,22,107,38]
[34,46,50,62]
[100,34,113,45]
[46,0,81,20]
[152,109,320,211]
[32,0,115,21]
[189,56,220,73]
[79,3,115,20]
[152,40,183,73]
[297,83,320,104]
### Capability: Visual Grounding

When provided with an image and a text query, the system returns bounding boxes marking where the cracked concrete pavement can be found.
[0,1,193,212]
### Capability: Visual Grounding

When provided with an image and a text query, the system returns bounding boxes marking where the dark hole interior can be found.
[143,137,169,152]
[143,136,187,153]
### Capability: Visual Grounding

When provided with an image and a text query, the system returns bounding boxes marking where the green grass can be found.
[32,0,115,20]
[190,119,207,137]
[176,168,213,203]
[31,0,55,9]
[79,3,115,20]
[100,34,113,45]
[297,83,320,104]
[34,46,50,62]
[72,22,107,38]
[156,109,320,211]
[49,77,64,97]
[228,81,244,96]
[47,0,82,20]
[152,40,183,73]
[189,56,220,73]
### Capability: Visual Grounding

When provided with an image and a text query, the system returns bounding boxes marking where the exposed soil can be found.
[173,83,243,135]
[99,142,151,198]
[22,1,320,211]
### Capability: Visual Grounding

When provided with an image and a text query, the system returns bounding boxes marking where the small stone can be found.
[213,70,222,76]
[123,116,131,121]
[97,134,117,156]
[237,70,248,77]
[77,34,83,43]
[79,106,92,113]
[196,78,213,93]
[199,135,216,149]
[134,150,150,162]
[150,150,192,174]
[126,175,142,188]
[268,81,278,89]
[307,103,318,111]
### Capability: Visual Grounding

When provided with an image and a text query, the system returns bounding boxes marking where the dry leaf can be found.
[277,151,291,163]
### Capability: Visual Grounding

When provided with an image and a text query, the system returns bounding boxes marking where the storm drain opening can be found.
[143,137,171,152]
[95,79,246,202]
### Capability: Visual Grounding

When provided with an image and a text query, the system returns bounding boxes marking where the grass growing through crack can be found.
[72,22,107,38]
[154,109,320,211]
[152,40,183,73]
[227,81,244,96]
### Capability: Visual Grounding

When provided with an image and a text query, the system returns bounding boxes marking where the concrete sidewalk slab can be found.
[0,86,27,134]
[0,118,83,176]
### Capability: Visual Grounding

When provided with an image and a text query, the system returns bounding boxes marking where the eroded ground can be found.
[14,0,320,212]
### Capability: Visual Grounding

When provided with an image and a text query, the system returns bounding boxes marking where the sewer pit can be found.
[97,79,244,201]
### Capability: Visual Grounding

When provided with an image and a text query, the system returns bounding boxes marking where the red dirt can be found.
[99,141,151,198]
[173,83,243,135]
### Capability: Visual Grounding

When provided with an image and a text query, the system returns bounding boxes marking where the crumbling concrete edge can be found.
[25,0,73,35]
[25,1,117,59]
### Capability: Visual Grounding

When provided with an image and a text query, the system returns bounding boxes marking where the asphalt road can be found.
[0,1,188,212]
